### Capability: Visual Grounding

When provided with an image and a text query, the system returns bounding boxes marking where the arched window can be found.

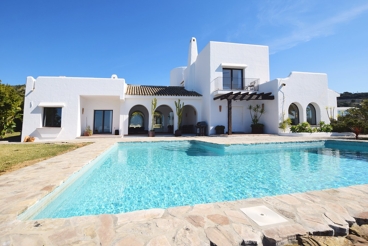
[306,104,316,125]
[288,103,299,125]
[129,111,144,128]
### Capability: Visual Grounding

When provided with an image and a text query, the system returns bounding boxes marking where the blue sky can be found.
[1,0,367,93]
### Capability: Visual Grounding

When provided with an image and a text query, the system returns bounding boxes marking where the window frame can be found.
[288,103,300,125]
[306,104,317,125]
[223,68,244,90]
[93,110,113,134]
[43,107,62,127]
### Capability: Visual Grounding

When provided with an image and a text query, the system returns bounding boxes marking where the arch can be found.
[182,105,197,134]
[155,104,174,133]
[288,103,300,125]
[128,105,149,134]
[306,103,317,125]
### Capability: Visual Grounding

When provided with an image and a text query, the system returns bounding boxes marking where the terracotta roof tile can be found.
[126,85,202,97]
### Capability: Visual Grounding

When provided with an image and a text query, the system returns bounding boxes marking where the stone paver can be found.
[0,135,368,245]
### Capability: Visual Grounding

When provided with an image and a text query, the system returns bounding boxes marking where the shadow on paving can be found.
[0,135,21,142]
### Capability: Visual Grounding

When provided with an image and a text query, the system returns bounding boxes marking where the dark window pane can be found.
[43,107,62,127]
[104,111,112,133]
[288,103,299,125]
[94,111,103,133]
[306,104,316,125]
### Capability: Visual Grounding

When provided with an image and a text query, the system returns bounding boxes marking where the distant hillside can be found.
[338,92,368,107]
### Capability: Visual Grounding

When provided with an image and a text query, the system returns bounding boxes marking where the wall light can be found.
[82,108,84,114]
[219,105,222,112]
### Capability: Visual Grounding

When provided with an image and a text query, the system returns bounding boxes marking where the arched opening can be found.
[288,103,300,125]
[155,105,174,133]
[306,104,317,125]
[128,105,149,135]
[182,105,197,134]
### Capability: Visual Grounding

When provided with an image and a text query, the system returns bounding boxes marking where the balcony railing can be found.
[212,77,259,92]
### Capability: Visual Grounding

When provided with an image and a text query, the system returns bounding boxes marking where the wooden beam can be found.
[254,92,264,100]
[245,93,255,101]
[227,99,232,135]
[239,92,249,101]
[230,92,241,101]
[214,92,233,100]
[262,95,275,100]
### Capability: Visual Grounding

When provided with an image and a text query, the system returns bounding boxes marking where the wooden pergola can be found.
[213,92,275,135]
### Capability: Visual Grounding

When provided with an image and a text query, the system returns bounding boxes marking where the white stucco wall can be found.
[183,41,270,134]
[122,96,202,135]
[22,38,339,140]
[275,72,338,130]
[22,76,125,141]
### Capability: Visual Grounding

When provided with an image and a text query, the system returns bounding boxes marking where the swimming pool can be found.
[27,140,368,219]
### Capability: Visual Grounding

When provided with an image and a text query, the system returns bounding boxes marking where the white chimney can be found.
[187,37,198,67]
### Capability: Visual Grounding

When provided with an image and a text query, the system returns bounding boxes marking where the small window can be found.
[306,104,316,125]
[288,103,299,125]
[43,107,62,127]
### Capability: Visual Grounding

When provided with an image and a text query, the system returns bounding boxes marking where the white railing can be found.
[212,77,259,92]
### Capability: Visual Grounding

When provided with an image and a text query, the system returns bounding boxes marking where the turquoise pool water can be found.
[32,140,368,219]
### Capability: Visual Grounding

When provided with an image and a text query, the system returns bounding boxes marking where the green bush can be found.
[318,121,333,132]
[330,118,351,133]
[290,121,333,133]
[290,122,316,133]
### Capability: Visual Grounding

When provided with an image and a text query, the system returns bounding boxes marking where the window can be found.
[288,103,299,125]
[223,68,243,90]
[306,104,316,125]
[94,110,113,134]
[43,107,62,127]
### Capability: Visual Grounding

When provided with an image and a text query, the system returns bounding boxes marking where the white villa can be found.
[22,38,339,141]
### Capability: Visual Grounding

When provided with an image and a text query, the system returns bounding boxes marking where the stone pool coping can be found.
[0,135,367,245]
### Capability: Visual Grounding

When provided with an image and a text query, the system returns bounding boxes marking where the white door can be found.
[232,106,243,132]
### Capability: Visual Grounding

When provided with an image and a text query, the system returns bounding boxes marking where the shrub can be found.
[317,121,333,132]
[290,122,316,133]
[279,118,292,132]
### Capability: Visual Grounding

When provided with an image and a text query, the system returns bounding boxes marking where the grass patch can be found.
[0,142,91,175]
[2,131,21,139]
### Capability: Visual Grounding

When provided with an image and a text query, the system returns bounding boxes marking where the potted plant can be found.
[175,99,184,136]
[215,125,225,134]
[149,98,157,137]
[84,126,92,136]
[248,104,265,134]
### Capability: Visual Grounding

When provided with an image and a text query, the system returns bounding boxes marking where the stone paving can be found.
[0,135,367,245]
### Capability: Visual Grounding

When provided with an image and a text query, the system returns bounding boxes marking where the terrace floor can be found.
[0,135,367,245]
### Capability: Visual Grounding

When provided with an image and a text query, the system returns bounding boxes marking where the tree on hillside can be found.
[0,81,23,139]
[343,100,368,139]
[12,84,25,131]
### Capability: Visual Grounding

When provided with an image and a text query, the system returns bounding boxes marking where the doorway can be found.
[94,110,113,134]
[232,106,243,132]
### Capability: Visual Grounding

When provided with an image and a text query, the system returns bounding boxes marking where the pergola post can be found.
[227,99,232,135]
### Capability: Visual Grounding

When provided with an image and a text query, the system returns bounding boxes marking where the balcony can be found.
[212,77,259,93]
